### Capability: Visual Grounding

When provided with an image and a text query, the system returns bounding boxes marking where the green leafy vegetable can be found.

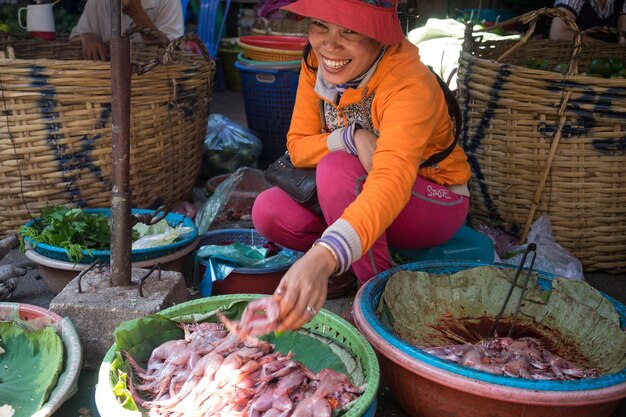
[0,322,64,417]
[19,205,140,263]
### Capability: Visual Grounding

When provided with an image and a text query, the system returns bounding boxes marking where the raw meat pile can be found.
[125,297,365,416]
[423,336,600,380]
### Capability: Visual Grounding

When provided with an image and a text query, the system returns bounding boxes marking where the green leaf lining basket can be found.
[95,294,380,417]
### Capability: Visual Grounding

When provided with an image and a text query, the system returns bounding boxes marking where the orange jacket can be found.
[287,39,471,259]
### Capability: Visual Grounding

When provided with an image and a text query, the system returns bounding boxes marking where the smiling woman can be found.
[307,19,383,86]
[251,0,472,333]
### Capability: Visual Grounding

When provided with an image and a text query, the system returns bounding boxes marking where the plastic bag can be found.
[202,114,262,178]
[195,167,272,233]
[131,219,194,249]
[194,241,298,296]
[476,223,519,259]
[499,216,584,280]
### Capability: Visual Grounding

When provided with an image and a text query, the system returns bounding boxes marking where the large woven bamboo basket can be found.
[0,34,215,236]
[458,8,626,273]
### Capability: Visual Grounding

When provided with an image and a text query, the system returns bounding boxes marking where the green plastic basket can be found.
[96,294,380,417]
[236,51,302,69]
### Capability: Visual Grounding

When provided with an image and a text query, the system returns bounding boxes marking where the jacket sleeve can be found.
[333,70,449,258]
[285,62,332,169]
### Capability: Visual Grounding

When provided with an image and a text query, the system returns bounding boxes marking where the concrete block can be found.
[50,266,191,370]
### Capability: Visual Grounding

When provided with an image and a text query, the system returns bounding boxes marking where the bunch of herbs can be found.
[19,206,114,263]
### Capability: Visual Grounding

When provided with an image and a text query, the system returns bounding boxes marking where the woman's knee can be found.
[251,188,280,234]
[316,152,365,195]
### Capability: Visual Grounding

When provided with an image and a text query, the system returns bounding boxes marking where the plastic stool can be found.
[393,225,494,263]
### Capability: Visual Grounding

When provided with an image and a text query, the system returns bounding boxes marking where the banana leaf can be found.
[381,265,626,374]
[0,323,64,417]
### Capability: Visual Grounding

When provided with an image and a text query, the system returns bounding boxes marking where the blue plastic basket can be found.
[235,61,300,162]
[23,208,198,264]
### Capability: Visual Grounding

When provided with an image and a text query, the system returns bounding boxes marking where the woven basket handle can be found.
[124,24,172,46]
[163,33,211,64]
[582,25,625,40]
[471,7,582,77]
[132,32,212,75]
[507,9,582,242]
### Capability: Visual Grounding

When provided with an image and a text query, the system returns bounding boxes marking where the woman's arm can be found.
[70,0,109,60]
[285,63,333,167]
[123,0,162,37]
[549,7,577,41]
[618,14,626,43]
[122,0,184,41]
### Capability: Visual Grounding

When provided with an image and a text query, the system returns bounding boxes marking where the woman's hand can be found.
[273,245,337,332]
[80,33,108,61]
[354,128,377,173]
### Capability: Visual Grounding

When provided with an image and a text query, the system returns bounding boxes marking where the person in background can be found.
[549,0,626,42]
[252,0,471,331]
[70,0,184,60]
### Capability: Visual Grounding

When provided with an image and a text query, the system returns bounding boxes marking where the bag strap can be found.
[419,67,462,169]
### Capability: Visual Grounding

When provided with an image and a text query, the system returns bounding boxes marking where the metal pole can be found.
[110,0,132,286]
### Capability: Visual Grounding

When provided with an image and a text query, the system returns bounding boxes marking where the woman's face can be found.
[308,19,382,85]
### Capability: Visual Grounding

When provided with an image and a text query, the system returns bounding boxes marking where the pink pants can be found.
[252,152,469,284]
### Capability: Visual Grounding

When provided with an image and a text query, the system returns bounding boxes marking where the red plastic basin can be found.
[239,35,308,51]
[353,262,626,417]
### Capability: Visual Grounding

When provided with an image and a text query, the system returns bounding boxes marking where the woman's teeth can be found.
[323,58,350,69]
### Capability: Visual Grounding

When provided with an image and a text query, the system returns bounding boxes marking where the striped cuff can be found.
[327,123,359,155]
[317,219,363,275]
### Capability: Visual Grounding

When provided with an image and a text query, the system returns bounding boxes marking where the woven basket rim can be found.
[238,42,304,56]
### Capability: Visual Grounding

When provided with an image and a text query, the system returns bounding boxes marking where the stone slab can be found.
[50,266,191,370]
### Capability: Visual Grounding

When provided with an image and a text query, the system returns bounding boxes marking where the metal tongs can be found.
[486,243,538,339]
[131,205,168,227]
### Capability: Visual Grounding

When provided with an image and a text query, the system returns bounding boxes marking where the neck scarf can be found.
[335,47,386,98]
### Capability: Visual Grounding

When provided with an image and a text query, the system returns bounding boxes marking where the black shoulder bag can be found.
[264,68,461,216]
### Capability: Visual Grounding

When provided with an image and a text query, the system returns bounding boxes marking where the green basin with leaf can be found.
[95,294,380,417]
[0,302,82,417]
